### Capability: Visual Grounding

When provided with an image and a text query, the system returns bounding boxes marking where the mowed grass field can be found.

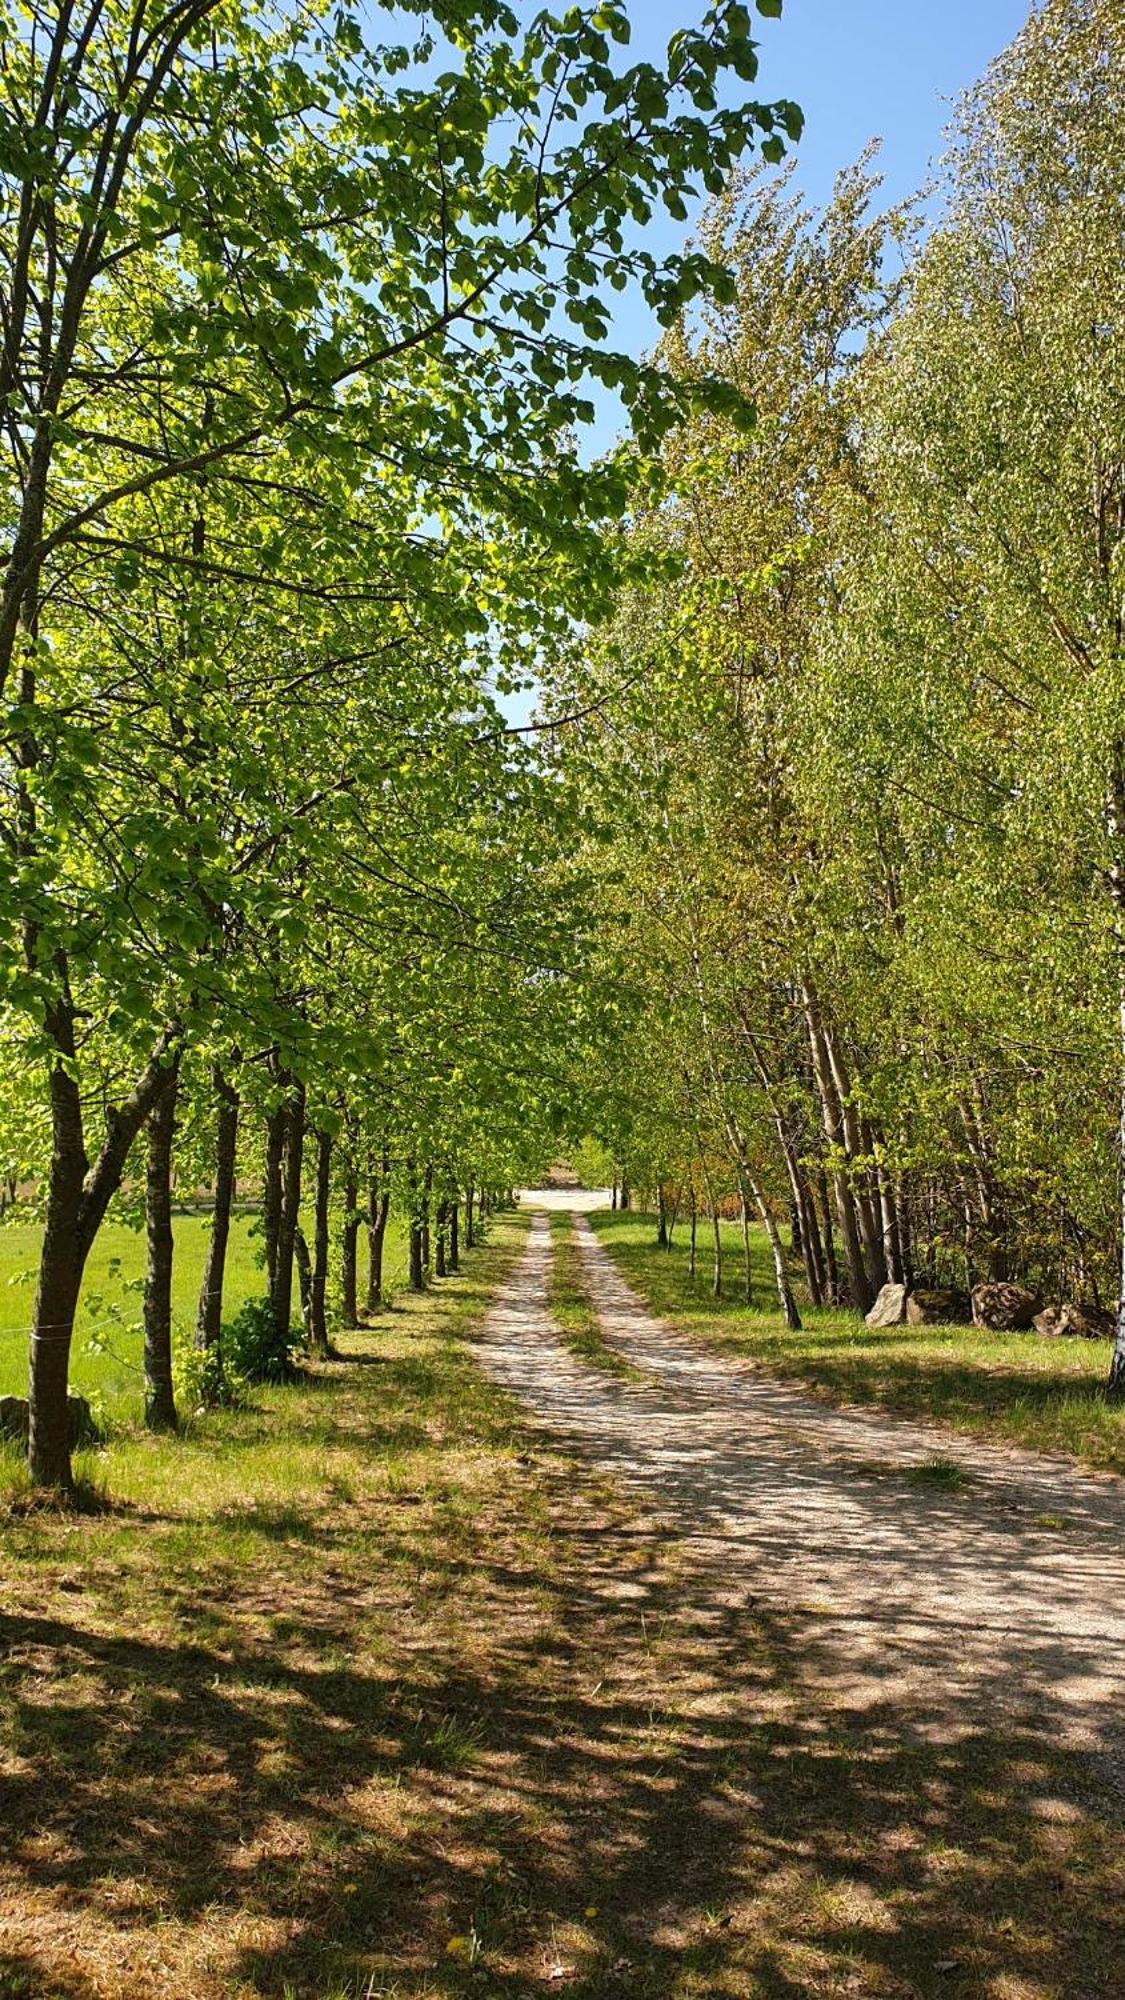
[0,1205,410,1425]
[592,1209,1125,1476]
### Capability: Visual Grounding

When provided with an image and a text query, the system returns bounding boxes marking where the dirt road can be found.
[479,1208,1125,1753]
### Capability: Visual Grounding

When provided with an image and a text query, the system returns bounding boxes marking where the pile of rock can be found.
[863,1280,1115,1340]
[970,1284,1113,1338]
[1029,1302,1114,1341]
[970,1282,1040,1331]
[864,1283,968,1328]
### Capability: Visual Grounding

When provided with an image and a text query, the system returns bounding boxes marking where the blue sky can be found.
[740,0,1029,212]
[502,0,1032,719]
[591,0,1030,429]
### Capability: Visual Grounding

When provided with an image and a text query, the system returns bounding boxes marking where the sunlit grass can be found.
[547,1210,643,1379]
[2,1207,1122,1998]
[0,1203,410,1424]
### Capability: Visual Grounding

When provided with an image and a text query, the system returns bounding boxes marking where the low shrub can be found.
[172,1341,248,1413]
[222,1296,301,1384]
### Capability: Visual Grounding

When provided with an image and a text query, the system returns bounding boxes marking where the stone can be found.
[1033,1302,1113,1341]
[906,1288,963,1326]
[0,1394,29,1442]
[67,1395,101,1447]
[865,1282,908,1328]
[971,1281,1042,1332]
[0,1394,101,1448]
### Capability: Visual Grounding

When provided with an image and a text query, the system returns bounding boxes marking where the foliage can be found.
[221,1296,299,1386]
[0,0,803,1485]
[171,1340,247,1415]
[556,0,1125,1371]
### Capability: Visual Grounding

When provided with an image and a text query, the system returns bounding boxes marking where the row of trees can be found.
[558,0,1125,1380]
[0,0,799,1488]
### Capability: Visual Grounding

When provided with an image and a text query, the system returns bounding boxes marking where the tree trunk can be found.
[263,1101,286,1298]
[366,1178,390,1313]
[611,1181,618,1211]
[711,1203,722,1300]
[449,1198,460,1272]
[1108,753,1125,1398]
[657,1185,668,1248]
[740,1191,754,1305]
[421,1163,433,1272]
[818,1167,841,1304]
[341,1177,359,1327]
[756,1060,825,1306]
[827,1036,885,1296]
[435,1200,447,1278]
[795,1173,827,1308]
[294,1227,313,1336]
[309,1128,331,1353]
[196,1065,239,1351]
[27,1011,179,1490]
[752,1182,802,1331]
[666,1185,680,1243]
[958,1089,1008,1281]
[28,1051,88,1490]
[143,1064,179,1431]
[271,1082,305,1343]
[620,1176,630,1211]
[896,1177,914,1291]
[804,985,872,1313]
[465,1185,474,1249]
[409,1217,425,1292]
[876,1154,907,1288]
[689,1188,697,1283]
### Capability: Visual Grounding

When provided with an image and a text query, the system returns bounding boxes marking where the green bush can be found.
[172,1341,247,1413]
[223,1296,300,1384]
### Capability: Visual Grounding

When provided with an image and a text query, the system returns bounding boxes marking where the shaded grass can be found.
[1,1206,1124,1997]
[593,1210,1125,1476]
[0,1206,409,1425]
[547,1211,644,1380]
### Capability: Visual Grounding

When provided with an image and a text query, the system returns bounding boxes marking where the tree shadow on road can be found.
[2,1476,1122,2000]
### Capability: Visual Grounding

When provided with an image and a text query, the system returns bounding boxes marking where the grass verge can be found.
[547,1211,645,1380]
[592,1210,1125,1476]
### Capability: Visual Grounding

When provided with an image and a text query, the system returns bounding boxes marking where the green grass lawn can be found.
[592,1208,1125,1475]
[0,1204,409,1426]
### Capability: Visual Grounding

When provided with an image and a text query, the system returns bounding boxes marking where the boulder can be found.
[0,1394,101,1448]
[67,1395,102,1447]
[971,1282,1042,1332]
[865,1282,908,1328]
[0,1394,28,1443]
[906,1288,964,1326]
[1033,1302,1114,1342]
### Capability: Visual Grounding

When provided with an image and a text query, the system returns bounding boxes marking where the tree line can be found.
[557,0,1125,1383]
[0,0,798,1490]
